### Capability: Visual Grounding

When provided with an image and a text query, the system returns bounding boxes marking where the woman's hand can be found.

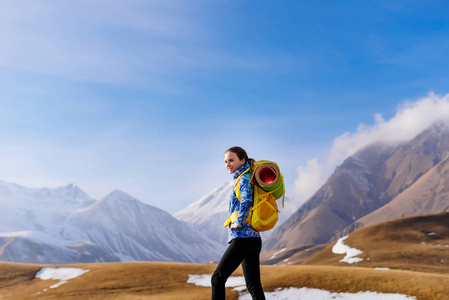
[230,222,242,231]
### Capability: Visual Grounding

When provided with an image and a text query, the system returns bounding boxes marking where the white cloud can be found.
[292,159,329,206]
[292,93,449,206]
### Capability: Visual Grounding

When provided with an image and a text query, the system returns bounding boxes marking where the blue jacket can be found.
[228,162,261,242]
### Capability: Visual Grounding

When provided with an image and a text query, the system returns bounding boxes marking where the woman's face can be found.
[224,151,246,174]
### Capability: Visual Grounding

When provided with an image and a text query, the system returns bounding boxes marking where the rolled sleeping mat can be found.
[253,162,285,200]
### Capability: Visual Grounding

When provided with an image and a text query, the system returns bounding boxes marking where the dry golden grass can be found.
[0,261,236,300]
[1,261,449,299]
[305,212,449,274]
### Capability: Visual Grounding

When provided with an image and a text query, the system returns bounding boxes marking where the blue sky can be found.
[1,0,449,213]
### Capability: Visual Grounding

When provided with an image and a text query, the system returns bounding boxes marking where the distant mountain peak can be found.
[106,189,131,198]
[100,190,140,205]
[65,183,78,189]
[431,120,449,130]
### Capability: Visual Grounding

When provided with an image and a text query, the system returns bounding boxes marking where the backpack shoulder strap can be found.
[234,167,250,201]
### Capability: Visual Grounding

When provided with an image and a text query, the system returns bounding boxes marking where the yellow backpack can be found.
[224,161,285,232]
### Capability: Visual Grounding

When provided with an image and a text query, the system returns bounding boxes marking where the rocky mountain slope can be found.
[265,122,449,250]
[346,147,449,233]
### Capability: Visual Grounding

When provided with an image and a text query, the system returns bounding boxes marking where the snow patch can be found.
[238,287,416,300]
[269,248,286,260]
[332,236,363,264]
[187,275,415,299]
[187,274,246,292]
[36,267,90,291]
[375,267,390,270]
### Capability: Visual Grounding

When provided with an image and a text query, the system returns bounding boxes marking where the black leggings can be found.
[211,237,265,300]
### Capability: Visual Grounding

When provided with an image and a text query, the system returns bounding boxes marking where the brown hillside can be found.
[305,212,449,275]
[1,260,449,299]
[260,244,327,265]
[0,262,228,300]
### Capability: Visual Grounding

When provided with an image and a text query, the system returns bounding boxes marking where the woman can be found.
[211,146,265,300]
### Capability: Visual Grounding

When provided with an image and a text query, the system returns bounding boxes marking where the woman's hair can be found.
[225,146,256,174]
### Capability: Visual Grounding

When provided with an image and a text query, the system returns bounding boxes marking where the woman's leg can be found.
[241,238,265,300]
[211,239,248,300]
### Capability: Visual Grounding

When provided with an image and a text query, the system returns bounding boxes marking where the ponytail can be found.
[247,158,256,175]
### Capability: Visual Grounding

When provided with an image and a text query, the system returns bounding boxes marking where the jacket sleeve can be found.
[236,173,254,227]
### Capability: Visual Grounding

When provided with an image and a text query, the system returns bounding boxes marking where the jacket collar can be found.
[233,162,250,179]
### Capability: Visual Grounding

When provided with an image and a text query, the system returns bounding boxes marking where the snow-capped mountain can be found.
[174,181,233,245]
[0,181,223,264]
[174,181,295,245]
[0,181,95,232]
[67,190,224,262]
